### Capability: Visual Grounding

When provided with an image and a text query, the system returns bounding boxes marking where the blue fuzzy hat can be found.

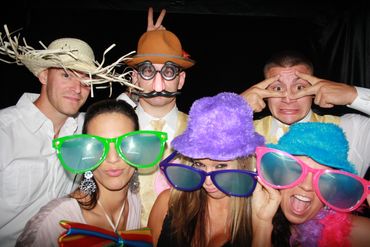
[267,122,357,174]
[171,92,265,160]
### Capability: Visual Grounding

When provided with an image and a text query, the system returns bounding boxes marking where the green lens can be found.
[120,132,163,167]
[59,136,104,173]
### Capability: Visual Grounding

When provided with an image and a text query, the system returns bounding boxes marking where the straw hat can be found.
[172,92,264,160]
[0,25,141,91]
[126,30,195,69]
[20,38,98,77]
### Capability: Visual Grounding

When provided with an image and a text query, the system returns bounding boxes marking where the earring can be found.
[80,171,96,195]
[129,169,140,194]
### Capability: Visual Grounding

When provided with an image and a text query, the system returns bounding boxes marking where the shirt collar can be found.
[16,93,79,135]
[135,104,178,131]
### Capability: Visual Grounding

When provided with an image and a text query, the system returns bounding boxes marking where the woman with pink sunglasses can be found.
[256,122,370,246]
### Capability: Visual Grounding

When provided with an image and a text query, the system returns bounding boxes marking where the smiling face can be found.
[265,64,313,125]
[279,156,326,224]
[86,112,136,193]
[37,68,91,117]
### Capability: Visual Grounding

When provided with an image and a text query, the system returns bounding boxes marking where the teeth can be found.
[294,194,310,202]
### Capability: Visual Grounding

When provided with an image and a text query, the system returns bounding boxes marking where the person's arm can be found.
[147,189,170,247]
[293,72,370,116]
[349,214,370,247]
[240,75,285,112]
[146,7,166,31]
[348,87,370,115]
[251,179,281,247]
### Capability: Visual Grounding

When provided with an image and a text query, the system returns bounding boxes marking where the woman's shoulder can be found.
[16,197,83,246]
[22,196,82,229]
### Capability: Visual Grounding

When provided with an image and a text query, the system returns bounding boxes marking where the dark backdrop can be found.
[1,0,369,118]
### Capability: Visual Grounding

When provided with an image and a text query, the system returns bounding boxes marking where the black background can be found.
[1,0,366,117]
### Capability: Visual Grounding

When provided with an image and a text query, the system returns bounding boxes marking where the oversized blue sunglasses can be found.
[159,151,258,197]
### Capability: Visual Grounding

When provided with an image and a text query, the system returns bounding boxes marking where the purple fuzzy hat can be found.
[171,92,265,160]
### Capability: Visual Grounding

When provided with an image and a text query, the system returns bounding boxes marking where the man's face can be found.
[39,68,91,117]
[132,63,185,109]
[265,64,313,125]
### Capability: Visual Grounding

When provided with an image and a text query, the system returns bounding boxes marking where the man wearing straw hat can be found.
[0,25,136,246]
[117,8,196,226]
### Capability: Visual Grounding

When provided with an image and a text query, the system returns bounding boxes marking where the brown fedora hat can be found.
[126,30,195,69]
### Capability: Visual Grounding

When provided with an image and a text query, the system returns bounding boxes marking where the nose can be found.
[299,172,314,191]
[70,78,83,94]
[204,175,214,186]
[152,73,165,92]
[105,143,120,164]
[281,88,296,103]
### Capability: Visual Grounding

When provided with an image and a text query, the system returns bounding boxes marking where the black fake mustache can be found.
[132,90,181,98]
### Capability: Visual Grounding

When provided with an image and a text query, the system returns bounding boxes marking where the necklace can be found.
[97,199,126,232]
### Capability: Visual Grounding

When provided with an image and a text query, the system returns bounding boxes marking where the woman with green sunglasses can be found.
[17,99,167,246]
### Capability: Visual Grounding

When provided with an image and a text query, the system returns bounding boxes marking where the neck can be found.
[138,99,176,118]
[98,186,129,212]
[34,94,69,137]
[207,195,230,211]
[97,198,126,232]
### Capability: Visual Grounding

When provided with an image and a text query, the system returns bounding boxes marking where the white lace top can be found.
[15,190,141,247]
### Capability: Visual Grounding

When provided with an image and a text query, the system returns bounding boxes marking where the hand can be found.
[252,178,281,225]
[291,71,358,108]
[240,76,286,112]
[147,7,167,31]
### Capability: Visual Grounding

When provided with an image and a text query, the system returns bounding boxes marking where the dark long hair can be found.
[271,207,292,247]
[73,99,139,210]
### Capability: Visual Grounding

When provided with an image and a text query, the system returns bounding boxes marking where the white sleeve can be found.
[340,114,370,177]
[117,93,138,109]
[347,87,370,115]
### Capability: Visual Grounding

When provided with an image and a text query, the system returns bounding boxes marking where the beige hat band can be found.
[133,53,193,62]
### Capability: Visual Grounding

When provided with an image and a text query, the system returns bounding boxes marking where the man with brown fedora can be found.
[0,25,136,246]
[117,7,195,226]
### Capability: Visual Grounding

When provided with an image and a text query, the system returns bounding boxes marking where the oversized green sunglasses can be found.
[53,130,168,174]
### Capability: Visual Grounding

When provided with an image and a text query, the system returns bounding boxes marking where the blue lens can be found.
[60,137,104,172]
[318,172,364,209]
[213,171,256,197]
[260,152,302,187]
[120,133,162,166]
[165,165,203,191]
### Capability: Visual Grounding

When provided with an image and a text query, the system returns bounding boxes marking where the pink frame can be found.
[255,146,370,212]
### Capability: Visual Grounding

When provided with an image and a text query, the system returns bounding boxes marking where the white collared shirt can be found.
[348,87,370,115]
[135,104,179,143]
[0,93,84,246]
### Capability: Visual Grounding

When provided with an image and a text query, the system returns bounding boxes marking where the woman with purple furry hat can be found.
[148,92,280,247]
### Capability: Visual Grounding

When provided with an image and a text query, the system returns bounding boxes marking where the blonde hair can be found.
[167,155,255,246]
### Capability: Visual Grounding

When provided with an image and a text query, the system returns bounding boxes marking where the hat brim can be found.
[21,57,98,76]
[266,143,357,174]
[126,54,195,69]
